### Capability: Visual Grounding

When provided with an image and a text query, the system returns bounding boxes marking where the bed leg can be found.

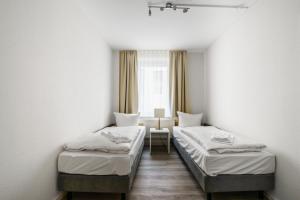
[121,193,127,200]
[258,191,264,200]
[66,192,72,200]
[206,192,212,200]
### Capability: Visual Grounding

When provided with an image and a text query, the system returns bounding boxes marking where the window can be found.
[138,50,170,117]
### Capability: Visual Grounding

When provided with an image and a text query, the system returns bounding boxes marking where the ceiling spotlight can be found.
[183,8,188,13]
[166,2,172,8]
[160,7,164,11]
[148,8,152,16]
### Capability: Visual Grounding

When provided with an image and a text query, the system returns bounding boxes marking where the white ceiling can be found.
[78,0,253,50]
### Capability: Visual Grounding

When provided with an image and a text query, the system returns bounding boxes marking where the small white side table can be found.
[150,128,170,154]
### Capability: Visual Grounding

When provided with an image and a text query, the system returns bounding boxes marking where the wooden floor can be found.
[67,146,267,200]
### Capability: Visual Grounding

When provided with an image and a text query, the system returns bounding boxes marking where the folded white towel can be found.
[64,126,141,153]
[182,126,266,154]
[211,132,234,145]
[64,133,132,153]
[101,131,132,144]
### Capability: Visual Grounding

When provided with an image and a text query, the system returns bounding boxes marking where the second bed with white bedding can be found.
[58,126,145,176]
[173,126,275,176]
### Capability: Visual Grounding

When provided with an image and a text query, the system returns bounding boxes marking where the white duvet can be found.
[181,126,266,153]
[64,126,141,154]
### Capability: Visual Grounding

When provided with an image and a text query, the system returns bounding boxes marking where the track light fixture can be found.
[147,1,248,16]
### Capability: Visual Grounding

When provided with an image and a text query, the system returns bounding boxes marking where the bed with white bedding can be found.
[173,126,275,200]
[57,126,145,200]
[173,127,275,176]
[58,126,145,176]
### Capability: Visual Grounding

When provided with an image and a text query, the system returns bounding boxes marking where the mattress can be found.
[58,126,145,176]
[173,126,275,176]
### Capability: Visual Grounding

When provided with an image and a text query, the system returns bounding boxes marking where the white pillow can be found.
[177,111,203,127]
[114,112,140,127]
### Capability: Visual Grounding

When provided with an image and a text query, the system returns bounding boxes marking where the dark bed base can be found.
[173,137,274,200]
[58,141,144,200]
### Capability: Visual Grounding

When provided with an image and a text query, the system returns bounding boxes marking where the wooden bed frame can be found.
[57,141,144,200]
[173,137,275,200]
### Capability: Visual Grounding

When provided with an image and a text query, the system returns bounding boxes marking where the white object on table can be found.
[150,128,170,154]
[154,108,165,130]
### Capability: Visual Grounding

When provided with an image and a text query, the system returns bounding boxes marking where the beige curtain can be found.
[169,50,190,117]
[119,50,138,113]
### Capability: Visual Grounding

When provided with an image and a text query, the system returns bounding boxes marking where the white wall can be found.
[0,1,113,200]
[204,0,300,200]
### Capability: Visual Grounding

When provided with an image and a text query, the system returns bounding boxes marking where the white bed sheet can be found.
[58,126,145,176]
[173,126,275,176]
